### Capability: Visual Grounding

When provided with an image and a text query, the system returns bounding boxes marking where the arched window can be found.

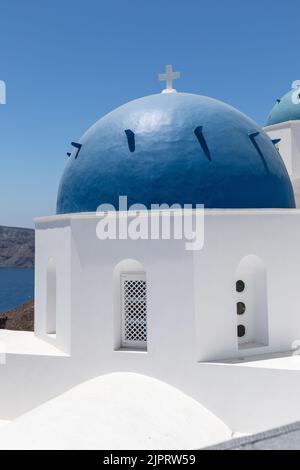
[236,255,268,348]
[46,258,56,335]
[114,259,147,350]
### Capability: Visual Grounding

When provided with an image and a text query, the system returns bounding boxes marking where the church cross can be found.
[158,65,180,93]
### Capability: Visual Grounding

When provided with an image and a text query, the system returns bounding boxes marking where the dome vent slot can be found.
[248,131,268,171]
[194,126,211,161]
[125,129,135,152]
[71,142,82,159]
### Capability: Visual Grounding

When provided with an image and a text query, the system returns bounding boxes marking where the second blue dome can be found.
[266,84,300,126]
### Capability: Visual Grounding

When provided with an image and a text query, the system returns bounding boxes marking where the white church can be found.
[0,67,300,449]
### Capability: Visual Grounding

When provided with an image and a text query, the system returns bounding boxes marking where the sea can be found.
[0,267,34,314]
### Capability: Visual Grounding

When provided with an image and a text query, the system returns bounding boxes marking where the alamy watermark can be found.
[96,196,204,251]
[0,80,6,105]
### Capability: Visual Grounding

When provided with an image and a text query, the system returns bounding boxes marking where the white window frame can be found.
[120,272,147,349]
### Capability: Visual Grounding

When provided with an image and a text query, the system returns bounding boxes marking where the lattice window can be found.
[121,273,147,348]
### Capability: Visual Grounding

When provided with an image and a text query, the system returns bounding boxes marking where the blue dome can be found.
[57,92,295,213]
[266,84,300,126]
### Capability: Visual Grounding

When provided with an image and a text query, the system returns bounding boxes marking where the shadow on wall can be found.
[46,258,56,335]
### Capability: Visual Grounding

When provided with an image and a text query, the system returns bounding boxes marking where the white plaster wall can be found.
[35,219,71,353]
[292,177,300,207]
[2,348,300,436]
[265,124,292,175]
[69,213,195,370]
[26,209,300,437]
[35,209,300,364]
[0,373,232,450]
[113,259,146,350]
[291,121,300,179]
[265,121,300,205]
[196,209,300,361]
[236,255,268,346]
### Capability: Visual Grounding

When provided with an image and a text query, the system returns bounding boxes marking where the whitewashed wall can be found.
[26,209,300,435]
[35,219,71,353]
[265,120,300,205]
[195,209,300,360]
[35,209,300,362]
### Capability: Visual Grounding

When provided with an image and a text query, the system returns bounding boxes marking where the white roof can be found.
[0,330,66,356]
[0,372,231,449]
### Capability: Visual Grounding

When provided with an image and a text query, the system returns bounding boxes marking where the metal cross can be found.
[158,65,180,93]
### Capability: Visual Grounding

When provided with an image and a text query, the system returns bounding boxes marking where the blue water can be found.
[0,268,34,314]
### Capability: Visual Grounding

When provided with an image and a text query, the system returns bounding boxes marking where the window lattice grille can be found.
[123,278,147,343]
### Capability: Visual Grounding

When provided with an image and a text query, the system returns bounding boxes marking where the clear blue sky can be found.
[0,0,299,227]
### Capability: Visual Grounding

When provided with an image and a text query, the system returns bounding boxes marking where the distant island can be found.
[0,226,34,268]
[0,300,34,331]
[0,226,35,330]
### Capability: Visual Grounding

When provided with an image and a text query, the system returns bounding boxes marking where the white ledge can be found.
[34,208,300,227]
[0,330,68,357]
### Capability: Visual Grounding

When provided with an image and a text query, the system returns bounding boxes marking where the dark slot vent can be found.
[194,126,211,161]
[237,302,246,315]
[236,280,245,292]
[237,324,246,337]
[71,142,82,159]
[125,129,135,152]
[272,138,281,146]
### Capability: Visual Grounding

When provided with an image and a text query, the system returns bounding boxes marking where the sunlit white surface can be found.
[0,373,231,450]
